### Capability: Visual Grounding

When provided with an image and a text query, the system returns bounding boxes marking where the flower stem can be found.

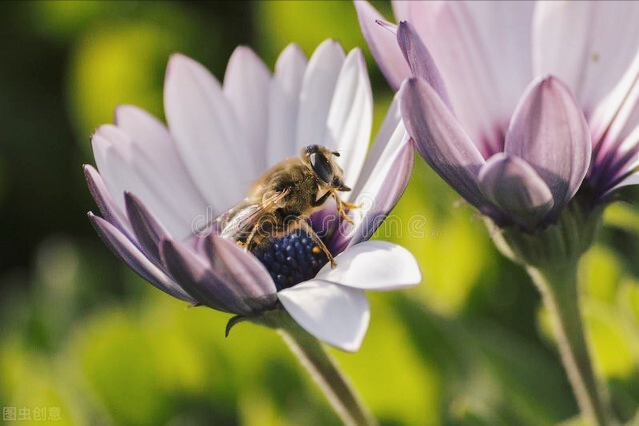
[526,263,609,426]
[257,310,376,426]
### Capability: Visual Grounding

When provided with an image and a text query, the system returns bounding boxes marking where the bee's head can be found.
[302,145,350,192]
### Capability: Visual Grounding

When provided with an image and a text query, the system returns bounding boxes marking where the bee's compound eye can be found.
[309,152,333,184]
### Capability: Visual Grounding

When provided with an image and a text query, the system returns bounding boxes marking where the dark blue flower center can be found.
[251,230,329,291]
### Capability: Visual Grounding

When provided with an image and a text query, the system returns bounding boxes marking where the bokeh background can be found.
[1,1,639,425]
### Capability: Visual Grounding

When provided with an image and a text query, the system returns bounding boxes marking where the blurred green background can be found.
[1,1,639,425]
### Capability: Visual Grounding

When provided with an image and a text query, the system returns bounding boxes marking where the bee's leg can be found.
[311,190,332,207]
[299,220,336,268]
[333,193,357,225]
[243,223,261,252]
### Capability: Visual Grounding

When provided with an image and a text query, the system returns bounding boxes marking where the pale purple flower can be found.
[356,0,639,229]
[84,40,419,352]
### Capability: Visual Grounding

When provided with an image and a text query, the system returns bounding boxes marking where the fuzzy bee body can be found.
[215,145,357,267]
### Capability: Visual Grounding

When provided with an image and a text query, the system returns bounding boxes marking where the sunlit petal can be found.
[267,44,308,167]
[164,54,243,213]
[315,241,421,290]
[223,47,271,175]
[326,48,372,187]
[278,280,369,352]
[295,40,345,153]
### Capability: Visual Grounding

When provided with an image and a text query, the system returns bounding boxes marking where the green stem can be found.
[527,263,609,426]
[256,310,376,426]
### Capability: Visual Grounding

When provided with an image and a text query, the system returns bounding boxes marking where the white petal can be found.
[164,54,244,214]
[223,46,271,175]
[278,280,369,352]
[295,40,345,154]
[350,96,403,198]
[267,44,308,167]
[534,1,639,117]
[338,98,413,247]
[93,124,199,240]
[591,58,639,163]
[326,48,373,188]
[115,105,210,239]
[315,241,421,290]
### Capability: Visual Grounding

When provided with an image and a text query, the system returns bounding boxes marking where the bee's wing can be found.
[217,189,290,242]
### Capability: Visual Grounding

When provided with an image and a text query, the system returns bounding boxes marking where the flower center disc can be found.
[251,230,329,291]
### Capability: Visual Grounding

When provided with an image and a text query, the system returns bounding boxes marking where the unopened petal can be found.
[399,78,489,211]
[354,0,410,90]
[478,153,554,230]
[315,241,421,290]
[505,76,591,216]
[397,21,453,112]
[278,280,369,352]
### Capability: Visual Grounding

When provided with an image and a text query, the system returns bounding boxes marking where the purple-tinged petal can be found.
[478,153,554,230]
[354,0,411,90]
[403,1,534,156]
[399,78,490,212]
[164,54,244,214]
[533,1,639,118]
[593,125,639,193]
[267,44,308,167]
[159,239,245,314]
[326,48,372,187]
[295,40,345,154]
[203,235,278,311]
[316,241,420,290]
[84,164,130,234]
[605,171,639,197]
[223,46,271,175]
[505,76,591,216]
[591,62,639,171]
[88,213,195,304]
[278,280,369,352]
[124,192,170,266]
[396,21,453,112]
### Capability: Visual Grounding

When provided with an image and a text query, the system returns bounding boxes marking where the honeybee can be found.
[215,145,357,267]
